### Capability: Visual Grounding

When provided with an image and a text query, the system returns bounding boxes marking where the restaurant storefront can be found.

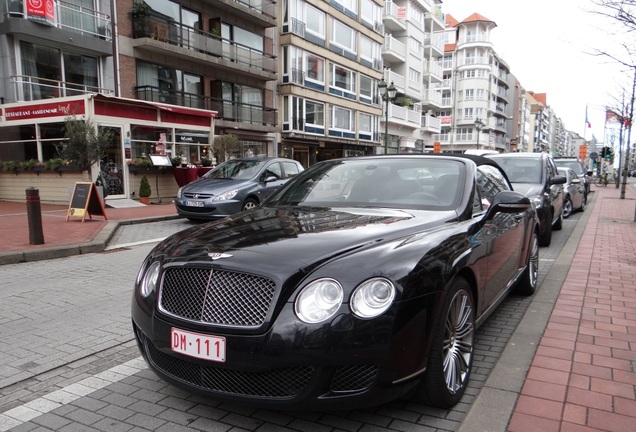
[0,94,216,203]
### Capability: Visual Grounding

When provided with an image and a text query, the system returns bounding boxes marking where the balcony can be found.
[382,34,406,63]
[383,70,406,95]
[383,2,407,32]
[423,32,444,54]
[12,75,114,102]
[198,0,276,28]
[5,0,112,41]
[131,14,276,79]
[421,114,441,133]
[386,104,421,129]
[423,60,443,82]
[135,86,277,128]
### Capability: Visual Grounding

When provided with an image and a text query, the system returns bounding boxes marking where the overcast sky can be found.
[440,0,631,144]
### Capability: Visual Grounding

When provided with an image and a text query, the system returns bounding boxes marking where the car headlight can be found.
[295,278,344,323]
[350,278,395,319]
[176,187,183,198]
[212,189,239,202]
[140,261,161,298]
[530,196,543,210]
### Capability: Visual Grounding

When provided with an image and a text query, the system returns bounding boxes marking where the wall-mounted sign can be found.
[27,0,56,26]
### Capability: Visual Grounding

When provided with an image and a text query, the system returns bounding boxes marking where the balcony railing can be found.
[6,0,112,41]
[232,0,277,19]
[12,75,114,101]
[135,86,277,126]
[132,14,276,73]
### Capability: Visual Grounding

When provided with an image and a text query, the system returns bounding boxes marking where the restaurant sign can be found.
[3,100,85,121]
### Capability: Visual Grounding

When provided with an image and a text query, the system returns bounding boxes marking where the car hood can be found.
[156,206,458,273]
[181,177,250,194]
[511,183,543,197]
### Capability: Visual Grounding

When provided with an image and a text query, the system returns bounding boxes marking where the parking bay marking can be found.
[0,357,145,431]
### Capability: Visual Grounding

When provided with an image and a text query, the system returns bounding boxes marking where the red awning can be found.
[92,94,217,118]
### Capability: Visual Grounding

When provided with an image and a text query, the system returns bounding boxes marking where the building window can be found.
[330,18,356,54]
[360,0,382,30]
[283,96,325,134]
[18,41,99,101]
[330,64,356,99]
[359,74,374,105]
[136,62,203,108]
[359,34,380,67]
[331,106,355,132]
[358,112,377,141]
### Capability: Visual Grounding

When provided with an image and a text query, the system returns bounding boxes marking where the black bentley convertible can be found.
[132,154,540,410]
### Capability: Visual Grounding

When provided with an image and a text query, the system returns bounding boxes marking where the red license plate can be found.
[171,328,226,362]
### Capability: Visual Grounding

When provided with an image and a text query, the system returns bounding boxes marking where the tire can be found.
[414,277,475,408]
[553,210,563,231]
[562,196,573,218]
[538,212,552,247]
[515,231,539,296]
[242,198,258,211]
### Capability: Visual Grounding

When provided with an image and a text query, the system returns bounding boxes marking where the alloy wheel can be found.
[443,289,474,394]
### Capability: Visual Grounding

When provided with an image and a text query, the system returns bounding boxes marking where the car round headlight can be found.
[140,261,161,298]
[295,278,344,323]
[212,189,239,202]
[530,196,543,209]
[351,278,395,319]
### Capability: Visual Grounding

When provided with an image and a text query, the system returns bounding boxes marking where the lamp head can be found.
[387,82,397,99]
[378,79,387,97]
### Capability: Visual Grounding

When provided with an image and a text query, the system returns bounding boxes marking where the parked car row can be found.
[133,153,541,411]
[133,151,593,411]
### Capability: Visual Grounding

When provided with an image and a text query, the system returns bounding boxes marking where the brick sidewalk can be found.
[0,200,178,254]
[508,185,636,432]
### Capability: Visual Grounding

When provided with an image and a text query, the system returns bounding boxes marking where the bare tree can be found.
[589,1,636,202]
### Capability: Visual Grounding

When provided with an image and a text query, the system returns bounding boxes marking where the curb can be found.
[0,214,182,266]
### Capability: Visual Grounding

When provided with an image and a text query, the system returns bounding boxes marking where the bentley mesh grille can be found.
[145,340,313,398]
[331,365,378,392]
[160,268,276,326]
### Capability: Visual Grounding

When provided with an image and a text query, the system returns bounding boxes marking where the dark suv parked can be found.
[486,152,567,246]
[554,157,592,198]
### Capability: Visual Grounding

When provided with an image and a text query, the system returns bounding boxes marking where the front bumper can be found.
[131,300,432,410]
[174,198,242,219]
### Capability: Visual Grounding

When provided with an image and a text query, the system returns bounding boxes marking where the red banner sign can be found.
[26,0,56,26]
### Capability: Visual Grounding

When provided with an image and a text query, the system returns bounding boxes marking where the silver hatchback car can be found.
[175,157,304,221]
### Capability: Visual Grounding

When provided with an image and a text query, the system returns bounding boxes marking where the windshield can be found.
[267,158,465,211]
[204,159,264,180]
[555,160,584,175]
[490,157,542,183]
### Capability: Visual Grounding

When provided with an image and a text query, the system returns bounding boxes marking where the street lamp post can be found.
[378,79,398,154]
[474,117,484,150]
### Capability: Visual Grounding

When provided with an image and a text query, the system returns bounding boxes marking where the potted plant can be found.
[139,175,152,204]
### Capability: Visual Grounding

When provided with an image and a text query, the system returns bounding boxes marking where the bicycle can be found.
[593,172,613,187]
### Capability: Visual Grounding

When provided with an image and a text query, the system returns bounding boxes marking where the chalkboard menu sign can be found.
[66,182,107,222]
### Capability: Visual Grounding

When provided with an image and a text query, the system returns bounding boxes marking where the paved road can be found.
[0,199,587,432]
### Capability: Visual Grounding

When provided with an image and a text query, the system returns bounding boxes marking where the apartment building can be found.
[278,0,384,163]
[380,0,444,153]
[434,13,511,153]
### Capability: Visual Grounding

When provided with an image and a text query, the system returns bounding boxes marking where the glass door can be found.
[98,126,125,198]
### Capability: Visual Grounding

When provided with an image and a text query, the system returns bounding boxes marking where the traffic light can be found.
[601,146,611,158]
